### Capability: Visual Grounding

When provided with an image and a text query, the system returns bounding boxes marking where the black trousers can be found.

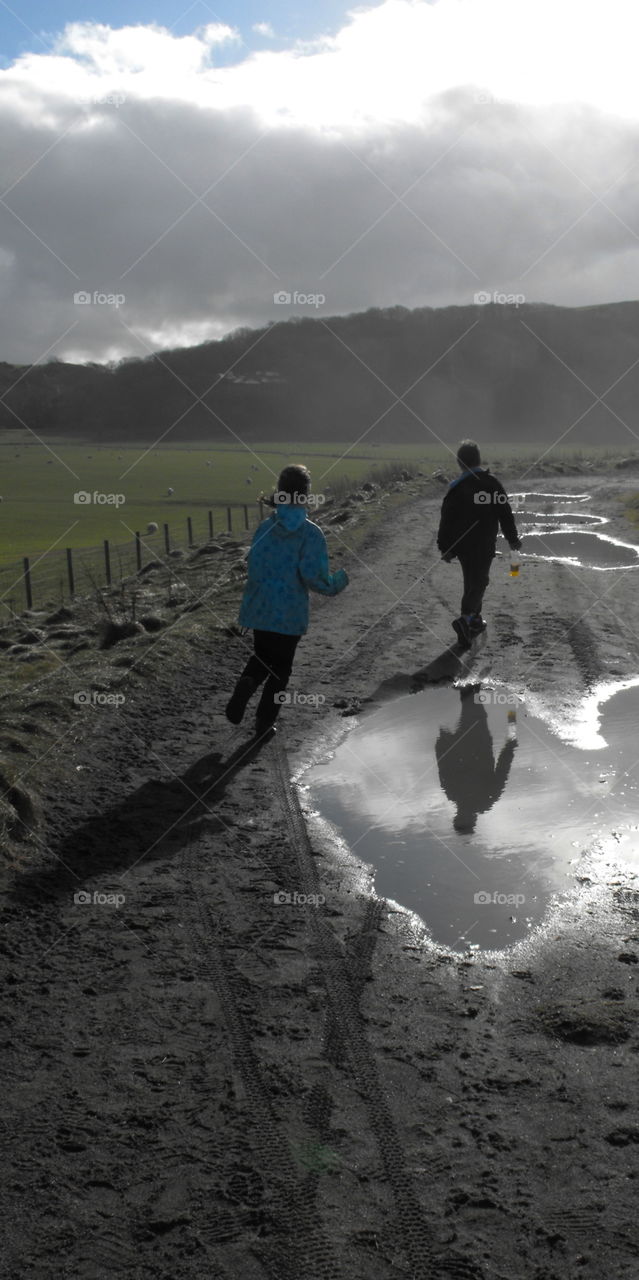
[457,547,493,618]
[240,629,301,724]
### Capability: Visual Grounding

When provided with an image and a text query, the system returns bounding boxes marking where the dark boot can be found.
[225,676,258,724]
[452,617,472,651]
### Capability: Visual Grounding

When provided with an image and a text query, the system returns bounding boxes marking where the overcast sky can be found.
[1,0,639,365]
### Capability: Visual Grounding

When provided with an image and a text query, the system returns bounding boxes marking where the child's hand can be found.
[335,568,349,591]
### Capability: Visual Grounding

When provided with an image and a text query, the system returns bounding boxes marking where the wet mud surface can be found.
[2,473,639,1279]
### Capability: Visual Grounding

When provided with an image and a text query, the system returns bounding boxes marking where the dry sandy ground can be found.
[2,469,639,1280]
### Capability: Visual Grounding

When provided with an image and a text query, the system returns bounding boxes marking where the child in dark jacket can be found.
[437,440,521,649]
[226,464,348,736]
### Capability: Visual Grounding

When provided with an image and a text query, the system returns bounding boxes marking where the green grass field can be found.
[0,440,436,567]
[0,438,628,567]
[0,438,632,617]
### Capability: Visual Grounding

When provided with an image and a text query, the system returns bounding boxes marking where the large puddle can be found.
[520,531,639,570]
[305,682,639,952]
[304,490,639,952]
[512,490,639,569]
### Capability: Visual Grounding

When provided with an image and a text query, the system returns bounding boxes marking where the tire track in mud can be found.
[560,615,606,688]
[519,609,571,683]
[271,741,488,1280]
[546,563,609,688]
[518,558,634,694]
[180,819,343,1280]
[177,781,394,1277]
[513,605,606,694]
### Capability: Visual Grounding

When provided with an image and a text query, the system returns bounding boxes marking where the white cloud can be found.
[1,0,639,363]
[252,22,275,39]
[9,1,639,130]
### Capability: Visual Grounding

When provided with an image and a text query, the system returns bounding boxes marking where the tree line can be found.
[2,300,638,445]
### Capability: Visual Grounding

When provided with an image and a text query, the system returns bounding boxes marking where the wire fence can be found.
[0,501,262,621]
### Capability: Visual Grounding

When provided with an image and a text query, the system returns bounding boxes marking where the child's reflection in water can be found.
[435,686,517,834]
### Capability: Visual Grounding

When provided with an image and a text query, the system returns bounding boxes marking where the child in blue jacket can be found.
[226,464,349,735]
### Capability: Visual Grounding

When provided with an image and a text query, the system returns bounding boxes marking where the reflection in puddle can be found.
[305,684,639,952]
[513,492,592,503]
[520,512,605,528]
[520,530,639,569]
[503,492,639,569]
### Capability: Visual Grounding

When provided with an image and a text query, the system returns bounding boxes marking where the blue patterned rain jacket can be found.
[238,505,348,635]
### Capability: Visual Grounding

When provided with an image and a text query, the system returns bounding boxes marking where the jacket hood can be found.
[273,504,308,533]
[448,466,489,491]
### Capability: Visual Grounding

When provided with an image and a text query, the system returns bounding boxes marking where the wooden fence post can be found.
[135,532,142,572]
[104,539,111,586]
[23,557,32,609]
[187,516,193,547]
[243,504,249,530]
[227,507,232,532]
[208,509,214,539]
[66,548,75,597]
[164,523,170,554]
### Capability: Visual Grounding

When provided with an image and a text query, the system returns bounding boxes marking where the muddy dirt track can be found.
[3,472,639,1280]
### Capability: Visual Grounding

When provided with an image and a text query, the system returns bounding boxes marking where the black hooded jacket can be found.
[437,468,519,558]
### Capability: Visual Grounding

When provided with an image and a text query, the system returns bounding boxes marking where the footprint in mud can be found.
[534,997,638,1044]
